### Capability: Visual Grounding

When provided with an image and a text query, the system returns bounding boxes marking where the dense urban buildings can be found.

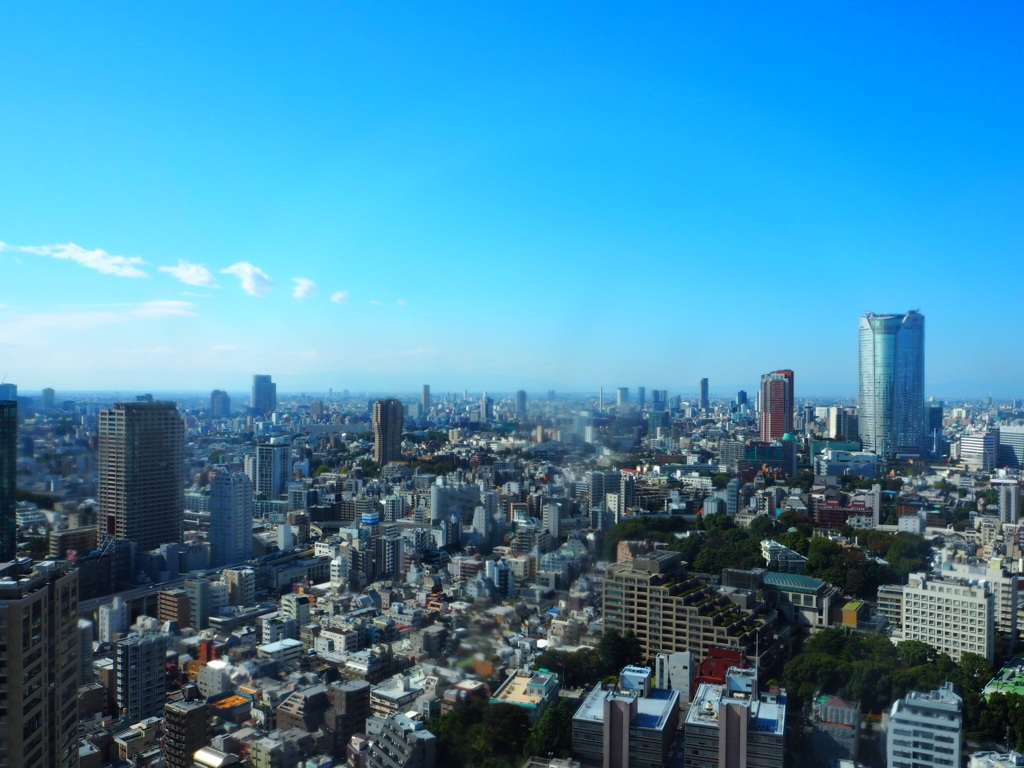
[1,310,1023,768]
[858,310,926,457]
[98,401,185,551]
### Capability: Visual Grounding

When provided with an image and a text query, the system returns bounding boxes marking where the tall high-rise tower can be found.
[616,387,629,407]
[759,370,795,441]
[373,399,404,465]
[252,442,292,499]
[251,374,277,416]
[515,390,527,418]
[637,387,646,409]
[210,389,231,418]
[699,379,709,412]
[421,385,431,413]
[859,311,926,456]
[0,559,81,768]
[0,400,15,561]
[98,401,185,551]
[209,470,255,567]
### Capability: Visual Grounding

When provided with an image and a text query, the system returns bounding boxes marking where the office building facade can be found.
[98,401,185,551]
[758,370,794,442]
[699,379,709,412]
[373,399,404,465]
[858,311,926,456]
[0,559,80,768]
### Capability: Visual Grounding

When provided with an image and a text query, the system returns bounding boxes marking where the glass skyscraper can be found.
[858,311,926,456]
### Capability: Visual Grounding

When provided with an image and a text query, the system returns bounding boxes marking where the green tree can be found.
[523,699,577,757]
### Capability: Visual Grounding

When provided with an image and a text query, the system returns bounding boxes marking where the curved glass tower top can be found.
[859,311,925,457]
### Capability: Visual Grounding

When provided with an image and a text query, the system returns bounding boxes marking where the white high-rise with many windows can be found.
[901,571,995,662]
[887,682,961,768]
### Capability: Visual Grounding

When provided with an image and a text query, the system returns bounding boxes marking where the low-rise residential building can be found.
[490,668,561,721]
[877,584,904,627]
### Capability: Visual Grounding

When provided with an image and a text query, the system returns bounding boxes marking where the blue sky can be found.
[1,3,1021,397]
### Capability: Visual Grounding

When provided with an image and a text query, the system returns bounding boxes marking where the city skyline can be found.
[2,5,1023,396]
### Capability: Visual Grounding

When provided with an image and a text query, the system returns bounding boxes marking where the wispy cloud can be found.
[330,291,349,305]
[369,299,381,305]
[159,260,218,287]
[397,298,407,306]
[129,300,196,319]
[0,240,147,277]
[291,277,317,299]
[220,262,272,297]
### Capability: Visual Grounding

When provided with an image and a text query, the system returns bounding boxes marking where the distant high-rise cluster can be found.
[98,401,185,551]
[373,399,404,465]
[858,311,926,456]
[251,374,277,416]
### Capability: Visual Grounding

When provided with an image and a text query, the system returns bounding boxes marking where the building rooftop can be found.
[763,572,826,593]
[984,658,1024,698]
[686,669,786,737]
[491,669,560,708]
[574,683,678,732]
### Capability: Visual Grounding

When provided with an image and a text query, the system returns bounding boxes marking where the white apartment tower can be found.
[901,571,996,663]
[887,682,962,768]
[210,471,254,567]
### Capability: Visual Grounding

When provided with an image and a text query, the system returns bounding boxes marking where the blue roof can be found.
[763,572,824,592]
[634,713,661,728]
[648,688,674,700]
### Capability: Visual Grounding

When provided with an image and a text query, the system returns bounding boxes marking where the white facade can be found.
[99,596,129,642]
[901,572,995,662]
[887,682,961,768]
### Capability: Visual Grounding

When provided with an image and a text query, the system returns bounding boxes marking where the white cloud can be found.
[159,260,218,287]
[128,300,196,319]
[291,277,317,299]
[0,240,148,277]
[220,262,273,297]
[330,291,349,305]
[397,298,407,306]
[369,299,381,305]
